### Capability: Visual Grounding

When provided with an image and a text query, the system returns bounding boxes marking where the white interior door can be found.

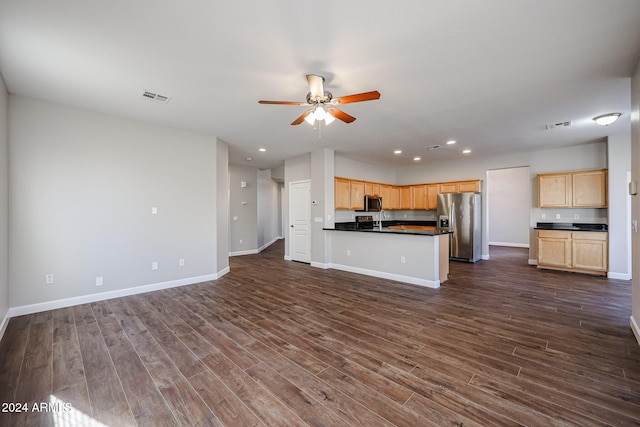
[289,180,311,263]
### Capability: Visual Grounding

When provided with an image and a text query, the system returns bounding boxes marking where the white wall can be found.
[216,139,230,274]
[607,133,632,279]
[257,168,282,249]
[9,96,224,309]
[335,156,396,183]
[487,167,530,247]
[0,74,8,331]
[631,57,640,345]
[229,165,258,253]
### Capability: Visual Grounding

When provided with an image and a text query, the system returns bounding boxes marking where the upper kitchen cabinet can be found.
[400,186,412,210]
[538,169,607,208]
[334,177,366,210]
[350,180,365,210]
[426,184,438,210]
[439,180,481,194]
[411,185,427,210]
[335,177,352,210]
[364,182,380,197]
[572,169,607,208]
[380,184,400,210]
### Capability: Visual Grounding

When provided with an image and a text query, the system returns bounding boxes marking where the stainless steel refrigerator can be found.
[437,192,482,262]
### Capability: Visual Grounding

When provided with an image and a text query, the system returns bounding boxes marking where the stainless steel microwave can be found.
[363,195,382,212]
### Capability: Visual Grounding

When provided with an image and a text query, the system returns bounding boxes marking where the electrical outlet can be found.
[95,276,104,287]
[151,261,158,271]
[179,258,185,267]
[239,239,243,244]
[45,274,54,285]
[556,214,561,219]
[574,214,579,219]
[151,206,158,215]
[541,213,546,220]
[401,256,406,264]
[347,249,351,256]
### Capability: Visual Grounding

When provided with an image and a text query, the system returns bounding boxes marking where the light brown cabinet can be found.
[350,180,365,210]
[538,169,607,208]
[335,177,351,210]
[411,185,427,210]
[572,169,607,207]
[334,177,481,210]
[426,184,439,210]
[379,184,400,210]
[537,230,607,275]
[400,186,412,210]
[365,182,380,197]
[439,180,480,194]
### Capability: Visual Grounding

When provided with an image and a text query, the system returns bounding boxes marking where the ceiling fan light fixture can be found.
[593,113,621,126]
[304,112,315,125]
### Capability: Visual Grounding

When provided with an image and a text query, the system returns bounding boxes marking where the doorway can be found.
[288,180,311,263]
[487,166,531,248]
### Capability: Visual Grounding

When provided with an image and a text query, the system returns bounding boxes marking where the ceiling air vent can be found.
[140,90,171,105]
[545,120,572,130]
[425,144,442,150]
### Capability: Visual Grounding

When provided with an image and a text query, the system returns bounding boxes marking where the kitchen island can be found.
[323,224,450,288]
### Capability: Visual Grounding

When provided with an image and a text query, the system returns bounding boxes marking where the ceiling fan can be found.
[258,74,381,126]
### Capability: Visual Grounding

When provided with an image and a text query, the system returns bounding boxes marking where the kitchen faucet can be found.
[378,210,385,231]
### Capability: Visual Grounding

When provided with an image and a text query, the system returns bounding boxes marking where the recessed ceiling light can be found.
[413,156,421,161]
[462,149,471,154]
[258,148,266,152]
[246,157,253,161]
[394,150,402,154]
[446,140,456,145]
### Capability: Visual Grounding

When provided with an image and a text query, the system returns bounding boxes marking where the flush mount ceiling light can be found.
[394,150,402,154]
[446,140,456,145]
[593,113,621,126]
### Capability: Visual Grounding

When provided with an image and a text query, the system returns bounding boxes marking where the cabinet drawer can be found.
[572,231,607,241]
[537,230,571,239]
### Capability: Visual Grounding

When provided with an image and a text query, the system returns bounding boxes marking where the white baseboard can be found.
[7,271,226,318]
[310,261,330,269]
[608,271,631,280]
[489,242,530,248]
[631,316,640,348]
[481,254,490,260]
[528,259,538,265]
[0,309,9,343]
[229,249,259,257]
[284,255,292,261]
[328,263,439,289]
[230,237,282,257]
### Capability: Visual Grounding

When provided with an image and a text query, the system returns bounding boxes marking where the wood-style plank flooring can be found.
[1,241,640,426]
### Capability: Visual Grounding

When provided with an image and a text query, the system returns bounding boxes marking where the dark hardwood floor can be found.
[1,241,639,426]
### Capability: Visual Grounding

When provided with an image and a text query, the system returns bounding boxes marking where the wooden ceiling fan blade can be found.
[306,74,325,100]
[327,107,356,123]
[291,110,312,125]
[333,91,381,105]
[258,100,305,105]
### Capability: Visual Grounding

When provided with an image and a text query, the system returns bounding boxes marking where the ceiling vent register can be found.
[545,120,572,130]
[140,90,171,104]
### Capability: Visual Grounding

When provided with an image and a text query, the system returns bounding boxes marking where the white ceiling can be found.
[1,0,639,170]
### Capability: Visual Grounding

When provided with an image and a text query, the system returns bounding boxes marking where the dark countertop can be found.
[534,222,608,232]
[325,220,447,236]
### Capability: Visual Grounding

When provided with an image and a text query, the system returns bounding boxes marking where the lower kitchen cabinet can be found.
[536,230,607,275]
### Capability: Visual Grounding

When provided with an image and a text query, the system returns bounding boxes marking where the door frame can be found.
[288,179,311,263]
